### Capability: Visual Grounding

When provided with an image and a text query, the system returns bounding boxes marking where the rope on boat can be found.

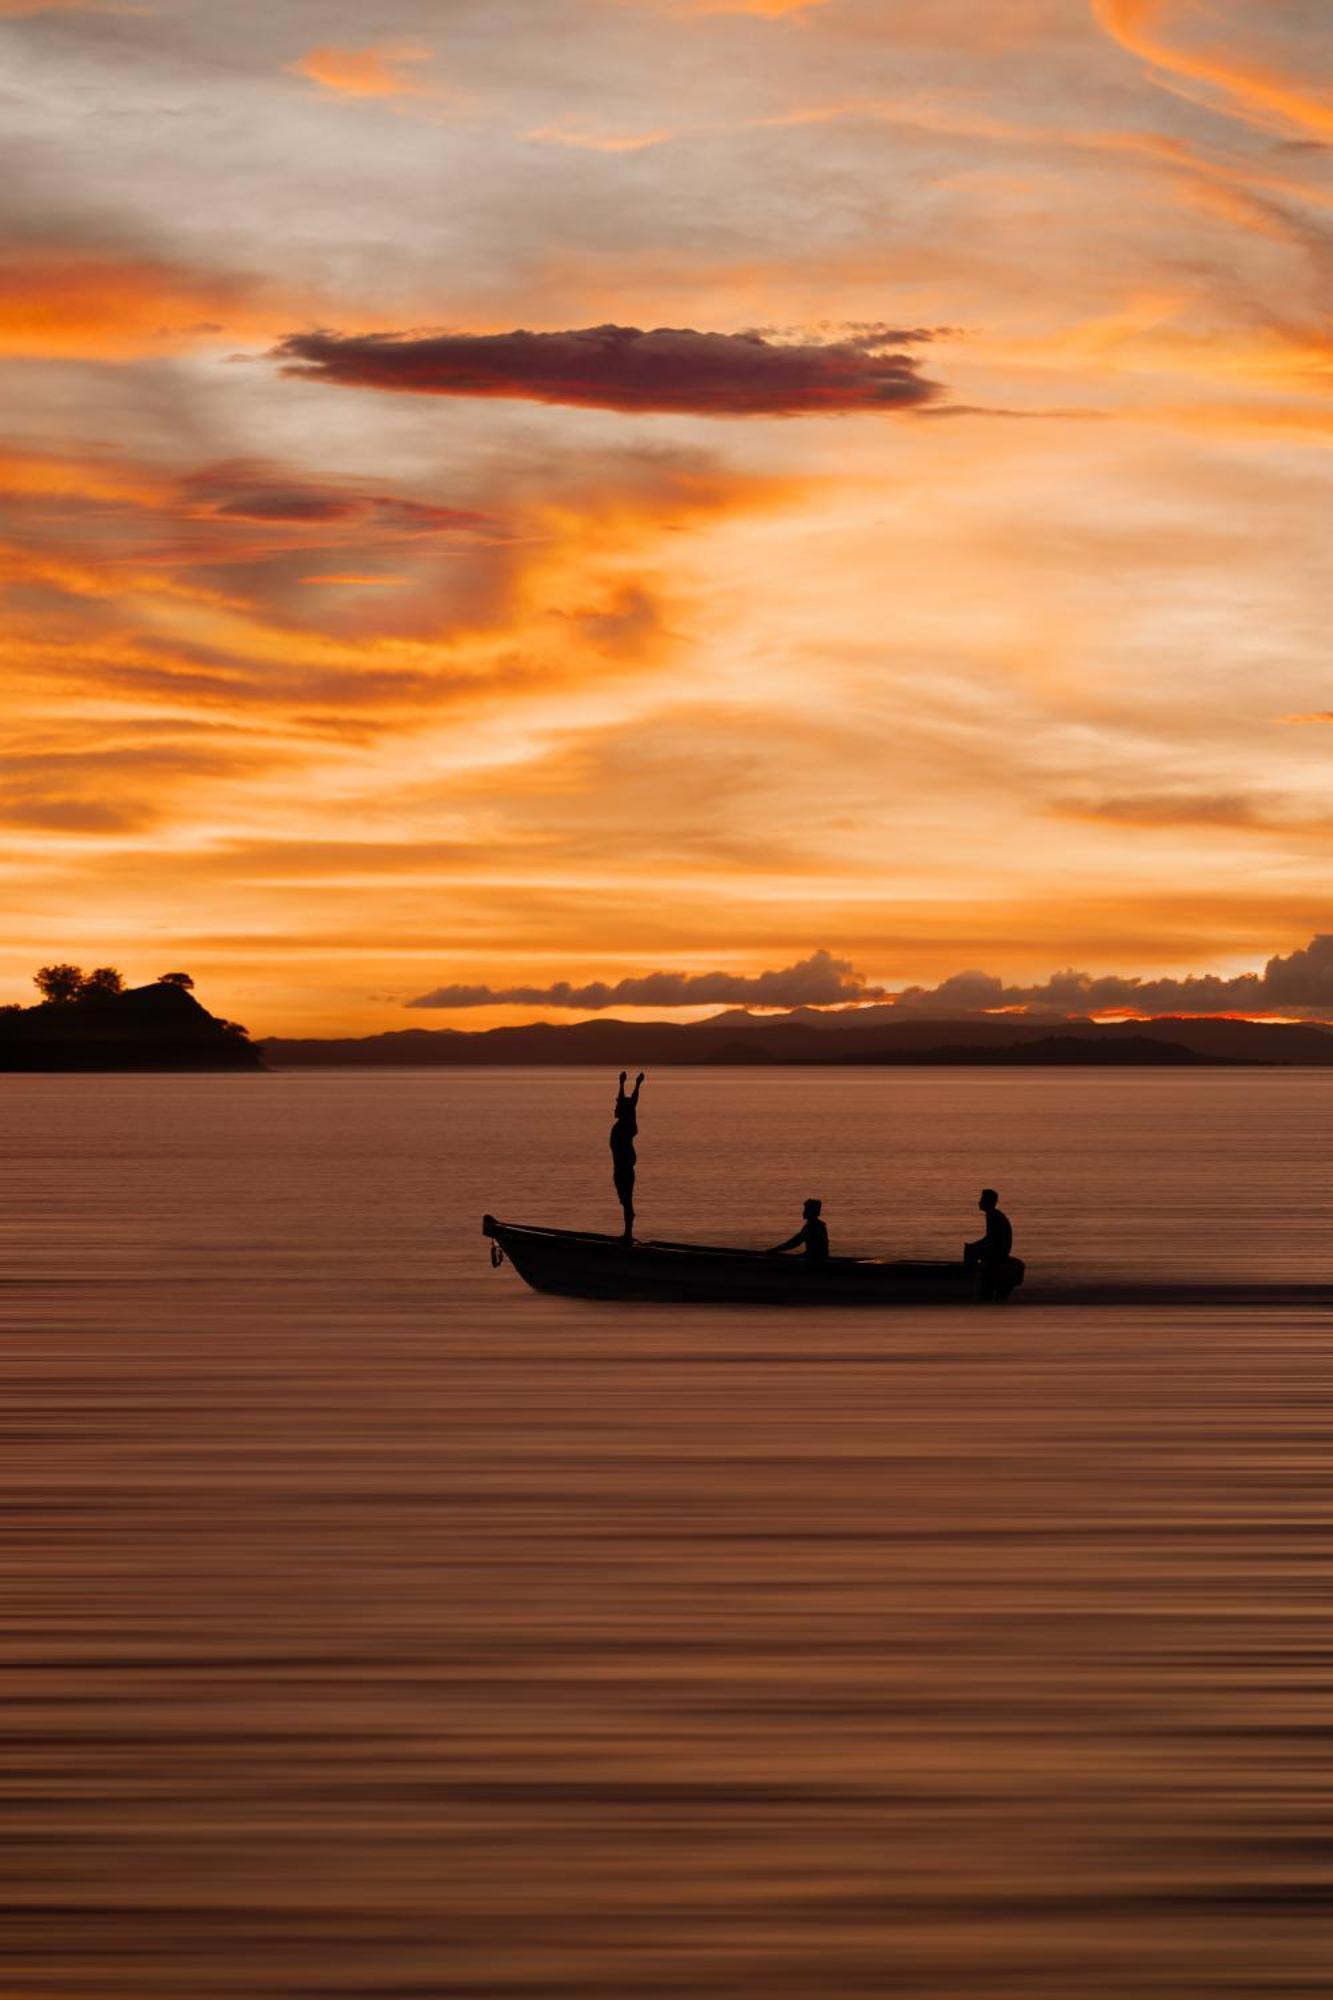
[490,1238,505,1268]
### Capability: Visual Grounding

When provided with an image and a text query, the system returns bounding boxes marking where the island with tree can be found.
[0,967,263,1071]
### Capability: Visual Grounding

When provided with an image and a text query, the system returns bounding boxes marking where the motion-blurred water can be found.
[1,1067,1331,1996]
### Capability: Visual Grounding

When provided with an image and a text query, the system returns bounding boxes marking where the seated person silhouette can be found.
[767,1198,830,1261]
[609,1069,644,1240]
[964,1187,1014,1299]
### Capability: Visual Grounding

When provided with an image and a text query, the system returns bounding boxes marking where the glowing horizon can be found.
[4,0,1332,1035]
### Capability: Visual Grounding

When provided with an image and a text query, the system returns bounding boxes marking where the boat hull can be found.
[483,1217,1024,1306]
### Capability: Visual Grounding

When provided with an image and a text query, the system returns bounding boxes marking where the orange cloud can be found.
[288,42,435,100]
[0,250,298,360]
[620,0,826,12]
[527,121,675,152]
[1050,791,1331,837]
[0,448,169,508]
[689,0,829,13]
[0,731,299,837]
[10,0,1333,1042]
[0,453,495,624]
[1,441,792,773]
[1092,0,1333,140]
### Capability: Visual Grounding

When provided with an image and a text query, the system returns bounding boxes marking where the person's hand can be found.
[636,1071,645,1085]
[618,1069,627,1085]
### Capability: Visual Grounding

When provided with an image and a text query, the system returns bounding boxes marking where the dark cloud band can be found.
[182,460,486,531]
[274,323,941,417]
[892,934,1333,1018]
[407,949,883,1009]
[408,935,1333,1019]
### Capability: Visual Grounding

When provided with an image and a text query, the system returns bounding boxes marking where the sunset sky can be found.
[5,0,1333,1033]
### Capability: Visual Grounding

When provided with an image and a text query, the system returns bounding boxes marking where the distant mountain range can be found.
[262,1012,1333,1068]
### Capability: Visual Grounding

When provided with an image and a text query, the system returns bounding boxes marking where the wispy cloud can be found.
[0,733,296,837]
[287,42,436,101]
[688,0,829,14]
[7,0,1333,1035]
[179,460,489,538]
[1092,0,1333,141]
[0,0,104,13]
[0,247,294,360]
[1054,791,1267,833]
[526,121,675,153]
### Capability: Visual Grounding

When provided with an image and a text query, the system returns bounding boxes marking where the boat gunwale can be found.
[482,1215,969,1277]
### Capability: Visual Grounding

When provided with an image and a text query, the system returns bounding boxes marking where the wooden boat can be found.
[483,1215,1025,1305]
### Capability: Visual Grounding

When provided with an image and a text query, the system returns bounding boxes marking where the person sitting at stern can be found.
[767,1198,830,1262]
[964,1187,1014,1299]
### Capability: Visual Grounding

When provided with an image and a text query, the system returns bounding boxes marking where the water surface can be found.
[2,1068,1331,1995]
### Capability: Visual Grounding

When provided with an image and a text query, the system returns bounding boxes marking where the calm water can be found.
[2,1067,1332,1996]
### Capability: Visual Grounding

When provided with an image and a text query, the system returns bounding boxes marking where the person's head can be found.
[979,1188,999,1211]
[803,1197,822,1220]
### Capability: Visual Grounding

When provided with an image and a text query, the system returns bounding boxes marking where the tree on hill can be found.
[33,964,128,1004]
[34,964,85,1004]
[80,966,124,999]
[4,965,261,1069]
[156,971,194,990]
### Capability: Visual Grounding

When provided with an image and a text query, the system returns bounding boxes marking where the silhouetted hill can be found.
[857,1033,1214,1067]
[0,982,263,1071]
[705,1009,1333,1061]
[264,1020,714,1067]
[1110,1016,1333,1063]
[261,1012,1333,1068]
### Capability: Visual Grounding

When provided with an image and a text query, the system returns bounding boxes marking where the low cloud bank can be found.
[892,934,1333,1018]
[407,949,883,1010]
[407,935,1333,1020]
[275,323,941,417]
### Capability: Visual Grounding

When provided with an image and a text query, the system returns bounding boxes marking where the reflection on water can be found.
[1,1068,1332,1995]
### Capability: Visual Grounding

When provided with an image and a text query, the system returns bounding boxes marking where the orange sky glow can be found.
[3,0,1332,1034]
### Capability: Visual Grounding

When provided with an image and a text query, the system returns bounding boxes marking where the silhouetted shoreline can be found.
[261,1013,1333,1068]
[0,981,262,1071]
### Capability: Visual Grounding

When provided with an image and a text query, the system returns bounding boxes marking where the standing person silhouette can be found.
[610,1070,644,1241]
[964,1188,1014,1299]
